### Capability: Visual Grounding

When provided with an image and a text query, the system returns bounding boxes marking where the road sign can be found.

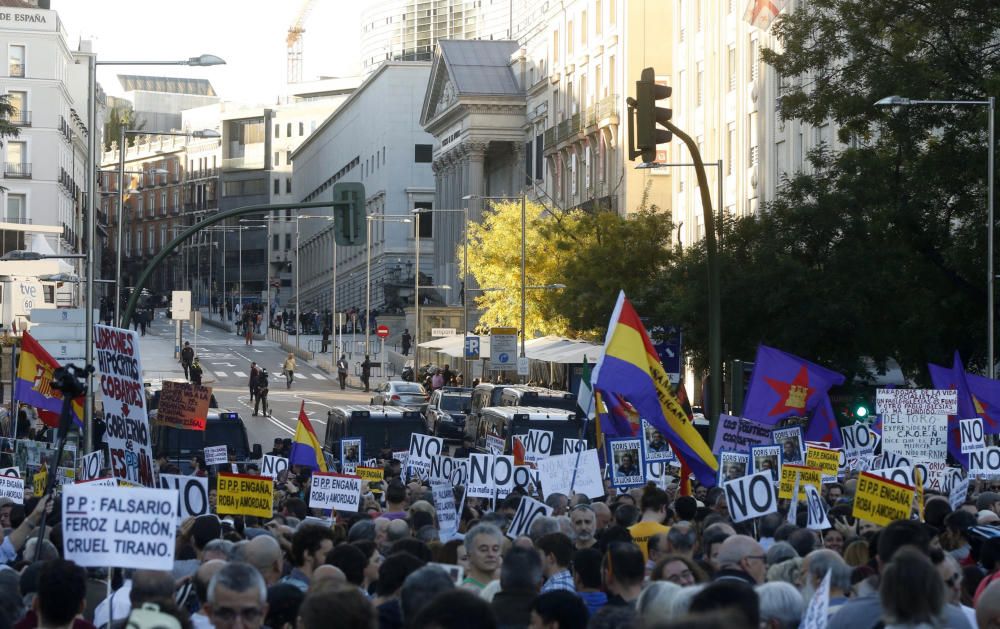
[431,328,457,337]
[465,336,480,360]
[376,324,389,339]
[172,291,191,321]
[517,356,530,376]
[490,327,517,371]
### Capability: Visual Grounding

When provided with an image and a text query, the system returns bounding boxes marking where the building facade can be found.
[293,62,437,324]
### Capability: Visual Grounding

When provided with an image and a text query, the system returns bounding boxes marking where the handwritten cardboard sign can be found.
[156,381,212,431]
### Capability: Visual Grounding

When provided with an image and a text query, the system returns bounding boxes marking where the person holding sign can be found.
[0,494,49,562]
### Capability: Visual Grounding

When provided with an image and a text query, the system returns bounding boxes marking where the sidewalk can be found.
[135,320,187,385]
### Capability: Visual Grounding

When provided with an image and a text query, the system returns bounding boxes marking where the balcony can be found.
[4,162,31,179]
[6,111,30,126]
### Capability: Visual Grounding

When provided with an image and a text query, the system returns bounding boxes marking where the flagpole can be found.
[570,373,598,496]
[8,343,17,441]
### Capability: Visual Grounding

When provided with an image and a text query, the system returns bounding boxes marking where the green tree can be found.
[103,104,143,152]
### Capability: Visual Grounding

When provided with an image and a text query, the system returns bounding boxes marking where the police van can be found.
[324,405,427,463]
[463,406,593,456]
[151,409,262,474]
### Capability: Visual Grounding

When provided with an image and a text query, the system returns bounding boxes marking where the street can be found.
[138,315,377,453]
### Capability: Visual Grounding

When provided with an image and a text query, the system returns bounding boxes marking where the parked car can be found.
[371,381,429,410]
[425,387,473,439]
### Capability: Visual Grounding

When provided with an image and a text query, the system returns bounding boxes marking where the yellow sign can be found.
[853,471,915,527]
[778,464,822,500]
[216,472,273,519]
[805,446,840,478]
[357,466,384,493]
[32,467,47,497]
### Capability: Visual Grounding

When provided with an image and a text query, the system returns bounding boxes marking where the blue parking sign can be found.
[465,336,480,360]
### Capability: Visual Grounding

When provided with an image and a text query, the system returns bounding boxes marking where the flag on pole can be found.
[14,332,83,428]
[742,345,845,426]
[289,401,327,472]
[744,0,787,30]
[577,357,595,419]
[928,351,977,468]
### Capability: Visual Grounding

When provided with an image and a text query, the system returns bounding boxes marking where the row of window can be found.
[552,0,616,65]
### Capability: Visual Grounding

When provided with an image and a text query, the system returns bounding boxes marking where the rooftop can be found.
[118,75,217,97]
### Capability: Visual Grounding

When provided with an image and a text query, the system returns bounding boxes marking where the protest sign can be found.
[609,437,645,487]
[563,438,586,454]
[801,569,831,629]
[805,446,840,480]
[32,467,46,496]
[155,380,212,431]
[0,475,22,503]
[407,434,443,475]
[523,429,553,464]
[357,466,384,492]
[62,484,177,571]
[712,414,773,454]
[506,495,553,539]
[646,461,674,490]
[216,473,273,518]
[961,418,986,454]
[309,473,361,512]
[0,467,17,478]
[853,471,915,527]
[841,423,877,458]
[642,419,675,462]
[429,455,468,487]
[157,474,208,520]
[750,444,782,483]
[467,453,495,498]
[805,484,831,530]
[431,480,458,542]
[260,455,288,479]
[912,460,955,493]
[969,447,1000,478]
[778,464,822,501]
[493,455,515,500]
[513,465,541,496]
[94,325,154,487]
[773,427,804,464]
[877,389,955,461]
[486,434,504,455]
[57,467,75,486]
[76,477,118,487]
[537,449,604,499]
[204,446,228,466]
[341,438,362,475]
[724,472,778,523]
[950,475,970,511]
[718,452,749,486]
[79,450,103,482]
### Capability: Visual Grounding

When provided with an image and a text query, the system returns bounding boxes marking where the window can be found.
[609,0,616,24]
[535,134,544,180]
[285,234,292,250]
[8,45,24,78]
[553,29,559,64]
[726,125,734,175]
[274,123,279,138]
[727,47,737,91]
[525,141,533,184]
[413,202,433,238]
[286,123,292,136]
[414,144,432,163]
[138,195,144,215]
[567,20,574,54]
[581,11,587,46]
[595,0,602,35]
[272,234,279,251]
[7,140,24,165]
[286,178,291,193]
[150,192,156,214]
[137,230,143,255]
[148,227,154,253]
[274,179,280,194]
[160,226,166,248]
[286,150,291,165]
[274,152,280,167]
[173,189,180,209]
[696,64,704,106]
[125,231,131,256]
[749,38,759,82]
[299,122,304,136]
[160,191,167,213]
[6,194,24,222]
[7,91,25,122]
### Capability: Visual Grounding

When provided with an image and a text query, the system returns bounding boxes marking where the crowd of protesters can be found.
[3,447,1000,629]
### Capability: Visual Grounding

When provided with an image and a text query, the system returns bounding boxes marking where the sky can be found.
[53,0,365,104]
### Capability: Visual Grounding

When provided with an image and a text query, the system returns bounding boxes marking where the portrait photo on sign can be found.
[772,426,804,464]
[751,444,783,482]
[718,451,750,486]
[340,437,363,474]
[608,437,645,487]
[641,419,674,462]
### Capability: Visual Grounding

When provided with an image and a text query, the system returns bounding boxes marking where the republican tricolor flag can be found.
[289,401,327,472]
[592,292,718,486]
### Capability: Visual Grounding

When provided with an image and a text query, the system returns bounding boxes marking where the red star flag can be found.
[744,0,787,30]
[741,345,845,427]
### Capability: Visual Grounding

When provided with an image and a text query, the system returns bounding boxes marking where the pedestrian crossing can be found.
[234,371,248,378]
[205,368,328,382]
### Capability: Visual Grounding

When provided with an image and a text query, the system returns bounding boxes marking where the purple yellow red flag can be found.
[742,345,845,426]
[289,400,327,472]
[591,291,717,486]
[15,332,83,428]
[928,351,977,468]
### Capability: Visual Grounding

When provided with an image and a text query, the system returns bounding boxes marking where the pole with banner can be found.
[569,357,595,495]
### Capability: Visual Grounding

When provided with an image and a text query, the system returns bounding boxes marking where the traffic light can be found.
[631,67,672,163]
[332,182,365,246]
[853,399,873,422]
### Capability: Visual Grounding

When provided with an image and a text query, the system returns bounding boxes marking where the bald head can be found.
[980,579,1000,628]
[310,564,347,592]
[591,502,612,529]
[130,570,175,607]
[243,535,283,585]
[717,534,767,583]
[195,560,226,605]
[387,519,410,542]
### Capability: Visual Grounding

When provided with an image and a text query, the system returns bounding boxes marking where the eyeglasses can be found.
[212,607,263,624]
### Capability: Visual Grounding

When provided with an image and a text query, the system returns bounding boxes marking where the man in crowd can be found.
[461,524,502,592]
[204,562,269,629]
[280,526,335,592]
[537,533,575,593]
[628,486,670,560]
[569,504,598,550]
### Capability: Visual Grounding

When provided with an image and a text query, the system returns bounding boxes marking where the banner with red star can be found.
[742,345,846,427]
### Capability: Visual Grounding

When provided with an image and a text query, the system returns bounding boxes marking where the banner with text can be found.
[877,389,955,461]
[310,473,361,512]
[216,473,273,518]
[156,381,212,431]
[852,471,914,527]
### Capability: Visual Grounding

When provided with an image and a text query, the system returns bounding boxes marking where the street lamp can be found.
[294,215,333,349]
[366,215,412,356]
[875,95,995,375]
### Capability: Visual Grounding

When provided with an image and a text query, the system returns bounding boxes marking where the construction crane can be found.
[287,0,318,84]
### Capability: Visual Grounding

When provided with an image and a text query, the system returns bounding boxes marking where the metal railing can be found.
[7,111,30,126]
[4,162,31,179]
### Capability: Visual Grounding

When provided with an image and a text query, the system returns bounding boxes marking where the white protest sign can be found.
[62,484,177,570]
[871,465,916,487]
[260,455,289,479]
[57,467,75,486]
[950,475,970,511]
[787,471,801,525]
[157,474,209,521]
[841,423,877,458]
[801,569,831,629]
[523,430,553,464]
[877,389,955,461]
[506,495,553,539]
[513,465,541,495]
[94,325,155,487]
[912,459,954,493]
[309,473,362,512]
[407,434,443,475]
[563,438,586,454]
[486,434,504,455]
[537,449,605,499]
[723,472,778,523]
[76,477,118,487]
[79,451,104,482]
[430,455,468,486]
[961,418,986,454]
[0,467,19,478]
[431,480,458,542]
[0,475,22,503]
[969,447,1000,478]
[467,453,495,498]
[493,455,515,500]
[805,484,830,530]
[204,445,228,466]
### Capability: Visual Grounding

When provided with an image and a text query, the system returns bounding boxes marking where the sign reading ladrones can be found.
[216,473,273,519]
[310,473,361,512]
[94,325,154,487]
[62,484,177,571]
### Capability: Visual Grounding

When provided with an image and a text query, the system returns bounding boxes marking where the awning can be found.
[528,341,602,364]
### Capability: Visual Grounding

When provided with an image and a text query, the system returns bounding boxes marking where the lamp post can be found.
[875,95,995,375]
[366,215,412,357]
[83,53,225,454]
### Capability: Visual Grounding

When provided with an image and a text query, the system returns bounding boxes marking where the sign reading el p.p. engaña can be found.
[0,473,22,504]
[723,471,778,523]
[94,325,155,487]
[309,473,361,512]
[62,484,178,571]
[506,495,553,539]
